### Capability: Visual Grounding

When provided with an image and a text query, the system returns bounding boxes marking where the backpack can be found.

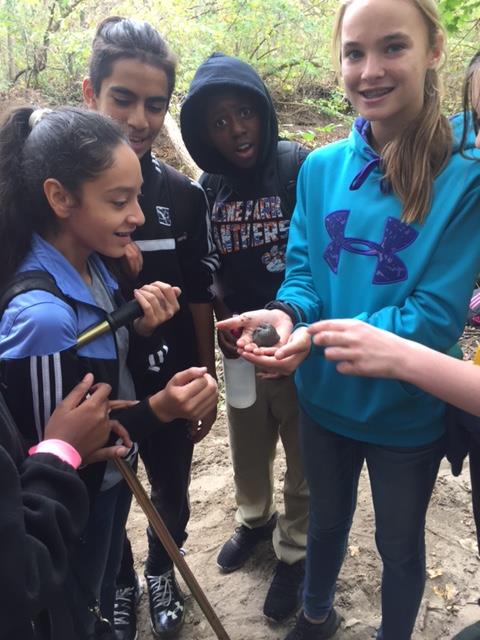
[202,139,308,218]
[0,270,74,319]
[0,269,132,331]
[141,155,199,243]
[276,139,308,215]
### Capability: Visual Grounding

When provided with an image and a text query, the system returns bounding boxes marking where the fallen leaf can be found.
[432,584,458,602]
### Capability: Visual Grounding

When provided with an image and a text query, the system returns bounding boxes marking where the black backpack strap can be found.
[158,160,184,238]
[201,172,225,211]
[0,270,74,318]
[276,140,309,217]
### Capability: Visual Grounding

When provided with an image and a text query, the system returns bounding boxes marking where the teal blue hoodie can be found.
[277,115,480,446]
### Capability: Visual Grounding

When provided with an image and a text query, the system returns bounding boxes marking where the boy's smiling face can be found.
[204,89,261,169]
[83,58,169,159]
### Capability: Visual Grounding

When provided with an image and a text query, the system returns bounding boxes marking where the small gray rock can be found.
[252,323,280,347]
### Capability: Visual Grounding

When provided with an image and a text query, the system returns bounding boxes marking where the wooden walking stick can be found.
[114,457,231,640]
[77,303,232,640]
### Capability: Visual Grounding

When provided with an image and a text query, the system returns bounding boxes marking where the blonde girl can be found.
[217,2,480,639]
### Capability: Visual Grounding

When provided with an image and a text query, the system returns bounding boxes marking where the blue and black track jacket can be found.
[0,234,165,495]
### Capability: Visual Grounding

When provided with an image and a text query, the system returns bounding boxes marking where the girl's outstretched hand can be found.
[216,309,293,355]
[308,319,404,378]
[133,281,181,336]
[44,373,132,463]
[149,367,219,424]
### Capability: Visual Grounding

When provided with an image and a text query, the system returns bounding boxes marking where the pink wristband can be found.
[28,439,82,469]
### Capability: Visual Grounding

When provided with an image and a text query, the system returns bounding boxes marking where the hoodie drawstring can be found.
[349,152,391,194]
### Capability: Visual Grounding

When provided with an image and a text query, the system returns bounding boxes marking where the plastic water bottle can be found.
[222,356,257,409]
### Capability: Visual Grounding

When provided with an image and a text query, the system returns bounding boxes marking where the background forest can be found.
[1,0,479,149]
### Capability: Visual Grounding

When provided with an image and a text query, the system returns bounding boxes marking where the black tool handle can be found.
[107,299,143,332]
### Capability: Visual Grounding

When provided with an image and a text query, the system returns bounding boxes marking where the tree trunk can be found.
[7,31,16,82]
[163,112,201,180]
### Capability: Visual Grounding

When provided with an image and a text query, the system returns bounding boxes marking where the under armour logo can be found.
[156,206,171,226]
[166,601,184,620]
[324,210,418,284]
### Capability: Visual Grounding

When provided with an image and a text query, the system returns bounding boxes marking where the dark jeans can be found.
[70,476,133,634]
[117,419,193,583]
[453,411,480,553]
[300,412,444,640]
[469,435,480,553]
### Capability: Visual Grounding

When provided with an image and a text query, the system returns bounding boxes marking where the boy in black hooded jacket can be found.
[181,52,309,623]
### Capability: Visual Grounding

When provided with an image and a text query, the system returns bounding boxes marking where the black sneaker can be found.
[217,513,277,573]
[264,559,305,622]
[145,569,185,638]
[285,610,342,640]
[113,573,142,640]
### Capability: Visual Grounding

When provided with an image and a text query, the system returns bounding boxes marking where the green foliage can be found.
[0,0,339,101]
[439,0,480,34]
[302,88,353,120]
[0,0,478,120]
[280,123,344,147]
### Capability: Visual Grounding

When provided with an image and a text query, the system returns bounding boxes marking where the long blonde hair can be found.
[332,0,452,224]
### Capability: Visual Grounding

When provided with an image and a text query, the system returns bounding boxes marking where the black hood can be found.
[180,52,278,176]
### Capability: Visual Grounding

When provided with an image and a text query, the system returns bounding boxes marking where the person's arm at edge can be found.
[310,319,480,416]
[397,341,480,415]
[0,445,88,632]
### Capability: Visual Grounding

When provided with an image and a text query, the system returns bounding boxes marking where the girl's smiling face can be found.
[340,0,442,149]
[46,142,144,272]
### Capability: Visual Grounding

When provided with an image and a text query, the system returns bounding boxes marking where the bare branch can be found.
[11,67,29,84]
